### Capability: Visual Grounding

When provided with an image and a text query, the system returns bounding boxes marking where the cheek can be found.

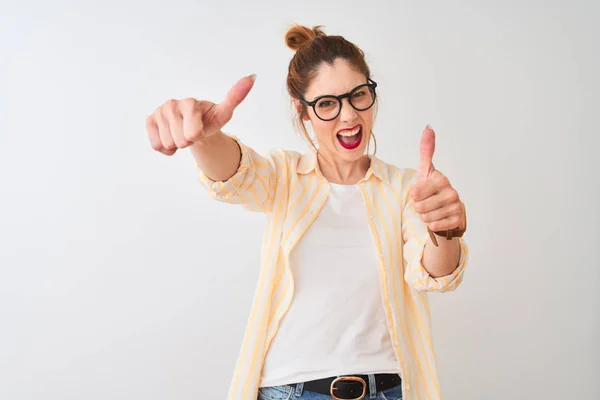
[310,118,336,141]
[361,109,374,125]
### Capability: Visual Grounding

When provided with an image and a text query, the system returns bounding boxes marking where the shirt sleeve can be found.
[196,136,279,213]
[401,169,469,292]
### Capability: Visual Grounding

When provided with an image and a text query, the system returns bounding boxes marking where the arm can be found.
[190,130,241,182]
[402,169,469,292]
[195,134,279,213]
[422,230,462,278]
[146,75,277,212]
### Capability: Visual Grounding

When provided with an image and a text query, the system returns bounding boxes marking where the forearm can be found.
[422,235,461,278]
[190,131,241,182]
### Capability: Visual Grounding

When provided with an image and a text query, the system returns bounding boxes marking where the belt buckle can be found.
[330,376,366,400]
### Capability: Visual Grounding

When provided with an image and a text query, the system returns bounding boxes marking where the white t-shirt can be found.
[260,183,401,387]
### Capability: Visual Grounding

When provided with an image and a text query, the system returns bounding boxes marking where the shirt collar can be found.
[297,150,390,184]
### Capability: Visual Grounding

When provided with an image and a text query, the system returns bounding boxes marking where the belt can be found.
[299,373,401,400]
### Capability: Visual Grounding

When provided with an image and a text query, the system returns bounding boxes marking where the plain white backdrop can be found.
[1,0,598,399]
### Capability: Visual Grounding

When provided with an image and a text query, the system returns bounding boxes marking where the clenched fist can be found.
[146,74,256,156]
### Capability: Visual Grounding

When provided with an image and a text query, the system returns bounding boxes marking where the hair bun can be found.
[285,24,326,51]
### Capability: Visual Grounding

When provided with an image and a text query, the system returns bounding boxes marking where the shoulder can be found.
[262,148,314,173]
[265,148,304,162]
[371,156,419,189]
[231,135,314,176]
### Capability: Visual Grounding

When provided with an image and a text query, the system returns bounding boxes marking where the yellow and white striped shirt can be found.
[198,137,469,400]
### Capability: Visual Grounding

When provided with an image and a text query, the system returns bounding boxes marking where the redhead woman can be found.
[146,25,469,400]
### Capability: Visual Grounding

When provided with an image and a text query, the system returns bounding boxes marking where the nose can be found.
[339,97,358,123]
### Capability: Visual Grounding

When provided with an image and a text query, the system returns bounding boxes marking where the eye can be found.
[317,100,335,108]
[352,90,366,98]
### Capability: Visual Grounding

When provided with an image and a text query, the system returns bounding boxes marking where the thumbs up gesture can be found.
[146,74,256,156]
[409,126,466,244]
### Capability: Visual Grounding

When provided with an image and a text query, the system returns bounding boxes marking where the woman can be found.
[146,25,468,400]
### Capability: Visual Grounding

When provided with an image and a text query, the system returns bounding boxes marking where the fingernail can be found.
[248,73,257,82]
[426,124,433,130]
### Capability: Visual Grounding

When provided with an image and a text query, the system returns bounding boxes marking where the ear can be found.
[293,99,311,121]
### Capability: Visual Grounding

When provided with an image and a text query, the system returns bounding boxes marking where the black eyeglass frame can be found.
[299,78,378,121]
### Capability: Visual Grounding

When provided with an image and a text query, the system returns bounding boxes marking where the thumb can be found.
[212,74,257,128]
[418,125,436,181]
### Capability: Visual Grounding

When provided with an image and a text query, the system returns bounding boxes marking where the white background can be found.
[1,0,598,399]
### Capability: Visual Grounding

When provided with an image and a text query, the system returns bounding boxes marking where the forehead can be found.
[306,58,367,100]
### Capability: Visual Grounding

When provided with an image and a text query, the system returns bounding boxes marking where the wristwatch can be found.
[427,202,467,247]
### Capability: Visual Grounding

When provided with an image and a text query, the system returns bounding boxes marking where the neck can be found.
[316,152,371,185]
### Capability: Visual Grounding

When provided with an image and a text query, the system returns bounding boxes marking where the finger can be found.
[159,148,177,156]
[146,115,163,151]
[418,125,436,181]
[411,181,438,203]
[420,201,462,224]
[428,213,463,232]
[147,115,177,156]
[410,171,449,202]
[164,100,192,149]
[155,105,176,150]
[414,187,459,214]
[180,98,205,142]
[212,74,257,129]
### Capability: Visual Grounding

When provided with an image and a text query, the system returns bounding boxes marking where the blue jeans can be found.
[258,375,402,400]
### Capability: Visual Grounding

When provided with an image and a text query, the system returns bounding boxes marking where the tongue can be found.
[338,133,359,146]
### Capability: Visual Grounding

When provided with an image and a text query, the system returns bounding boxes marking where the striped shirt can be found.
[197,137,469,400]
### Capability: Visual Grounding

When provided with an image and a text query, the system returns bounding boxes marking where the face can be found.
[296,58,376,163]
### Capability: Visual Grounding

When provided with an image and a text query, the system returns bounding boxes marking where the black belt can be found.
[299,373,401,399]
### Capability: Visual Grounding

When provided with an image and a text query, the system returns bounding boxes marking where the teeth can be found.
[338,126,361,137]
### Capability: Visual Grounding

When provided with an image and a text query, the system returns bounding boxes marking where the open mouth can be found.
[336,125,363,150]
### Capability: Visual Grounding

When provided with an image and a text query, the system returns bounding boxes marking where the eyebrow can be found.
[310,82,367,101]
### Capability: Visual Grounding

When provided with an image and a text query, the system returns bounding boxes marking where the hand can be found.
[146,74,256,156]
[409,125,466,233]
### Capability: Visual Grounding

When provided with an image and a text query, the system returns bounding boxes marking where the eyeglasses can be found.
[299,78,378,121]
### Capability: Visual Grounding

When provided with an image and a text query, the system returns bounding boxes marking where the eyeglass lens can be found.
[314,85,376,120]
